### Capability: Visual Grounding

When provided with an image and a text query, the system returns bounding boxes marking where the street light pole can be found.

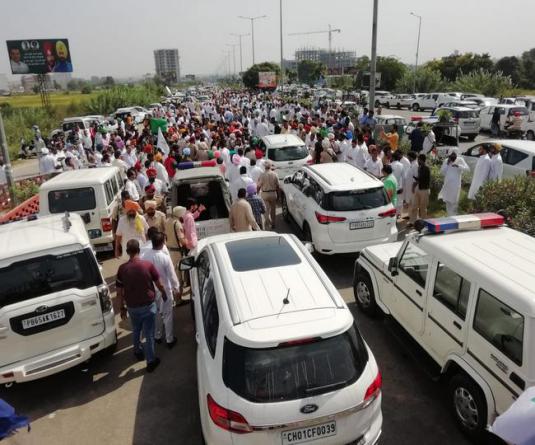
[280,0,284,89]
[231,33,250,74]
[410,12,422,93]
[227,44,238,76]
[238,15,267,66]
[369,0,379,111]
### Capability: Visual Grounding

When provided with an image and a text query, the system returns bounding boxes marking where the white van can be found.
[180,232,382,445]
[39,167,123,252]
[261,134,312,180]
[354,214,535,440]
[0,213,116,384]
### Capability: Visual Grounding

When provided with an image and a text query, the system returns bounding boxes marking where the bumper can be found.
[314,230,398,255]
[0,314,116,384]
[90,232,114,251]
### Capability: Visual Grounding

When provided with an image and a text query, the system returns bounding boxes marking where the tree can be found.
[102,76,115,88]
[285,69,297,84]
[452,70,512,97]
[519,48,535,89]
[355,55,370,71]
[425,52,494,82]
[297,60,326,85]
[395,66,445,93]
[80,83,93,94]
[495,56,522,86]
[375,56,407,90]
[241,62,280,89]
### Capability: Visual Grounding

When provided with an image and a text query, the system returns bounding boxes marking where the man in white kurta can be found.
[141,232,180,347]
[489,144,504,182]
[468,145,492,200]
[439,152,470,216]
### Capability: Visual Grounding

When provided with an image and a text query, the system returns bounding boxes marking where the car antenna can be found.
[276,289,291,317]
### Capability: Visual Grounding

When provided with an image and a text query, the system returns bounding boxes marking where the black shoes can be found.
[155,338,162,344]
[146,357,161,373]
[166,337,177,349]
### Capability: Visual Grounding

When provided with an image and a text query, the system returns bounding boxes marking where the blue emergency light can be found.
[423,213,505,234]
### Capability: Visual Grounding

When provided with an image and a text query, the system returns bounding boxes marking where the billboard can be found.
[258,71,277,89]
[6,39,73,75]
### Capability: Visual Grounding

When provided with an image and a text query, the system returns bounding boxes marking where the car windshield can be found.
[223,325,368,403]
[456,110,479,119]
[0,249,101,308]
[508,107,528,116]
[48,187,96,213]
[325,187,388,211]
[62,122,84,132]
[268,145,308,162]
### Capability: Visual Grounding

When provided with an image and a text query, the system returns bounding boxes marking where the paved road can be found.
[1,208,471,445]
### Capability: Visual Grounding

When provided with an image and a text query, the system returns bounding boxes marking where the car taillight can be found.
[378,208,397,218]
[364,370,382,402]
[306,158,315,165]
[101,217,113,232]
[207,394,252,434]
[98,284,112,313]
[315,211,346,224]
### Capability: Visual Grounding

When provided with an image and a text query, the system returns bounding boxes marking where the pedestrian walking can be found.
[116,239,168,372]
[115,200,148,259]
[409,154,431,224]
[246,183,266,230]
[141,232,180,349]
[382,165,398,208]
[490,144,504,181]
[229,188,260,232]
[439,152,469,216]
[144,200,166,233]
[257,161,279,230]
[468,144,492,200]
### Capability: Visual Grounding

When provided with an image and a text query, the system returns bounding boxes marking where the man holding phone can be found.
[439,151,469,216]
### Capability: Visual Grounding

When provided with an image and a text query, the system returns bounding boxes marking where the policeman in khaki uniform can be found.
[257,161,279,230]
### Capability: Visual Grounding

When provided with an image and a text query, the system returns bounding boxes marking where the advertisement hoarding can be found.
[258,71,277,89]
[6,39,73,75]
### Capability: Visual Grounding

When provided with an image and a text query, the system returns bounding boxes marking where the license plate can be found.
[282,421,336,444]
[94,244,113,253]
[350,220,374,230]
[22,309,66,329]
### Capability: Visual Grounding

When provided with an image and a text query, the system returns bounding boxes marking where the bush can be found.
[452,70,513,97]
[11,179,39,202]
[80,84,92,94]
[395,67,446,93]
[474,176,535,236]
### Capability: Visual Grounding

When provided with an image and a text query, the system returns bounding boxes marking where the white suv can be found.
[261,134,312,181]
[180,232,382,445]
[0,213,116,384]
[281,163,398,254]
[432,107,481,141]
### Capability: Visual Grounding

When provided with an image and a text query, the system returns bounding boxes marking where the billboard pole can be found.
[0,112,17,207]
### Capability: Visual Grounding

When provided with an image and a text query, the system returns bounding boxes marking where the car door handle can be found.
[453,321,462,330]
[415,289,422,296]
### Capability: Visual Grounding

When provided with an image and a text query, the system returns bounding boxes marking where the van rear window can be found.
[225,237,301,271]
[0,249,101,309]
[268,145,308,162]
[223,325,368,403]
[48,187,96,213]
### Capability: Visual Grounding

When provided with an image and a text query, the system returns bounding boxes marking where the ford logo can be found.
[300,404,318,414]
[35,305,48,313]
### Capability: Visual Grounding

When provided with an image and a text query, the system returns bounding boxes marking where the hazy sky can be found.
[1,0,533,79]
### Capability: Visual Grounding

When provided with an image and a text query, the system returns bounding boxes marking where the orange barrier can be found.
[0,195,40,224]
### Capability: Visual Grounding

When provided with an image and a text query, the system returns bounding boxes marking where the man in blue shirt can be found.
[408,121,425,152]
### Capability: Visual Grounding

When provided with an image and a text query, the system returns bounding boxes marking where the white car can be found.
[479,105,529,132]
[392,94,418,109]
[432,107,481,141]
[281,163,398,254]
[0,213,116,384]
[411,92,461,111]
[440,101,480,110]
[261,134,312,181]
[374,91,396,108]
[354,214,535,440]
[180,231,383,445]
[375,115,407,133]
[461,140,535,178]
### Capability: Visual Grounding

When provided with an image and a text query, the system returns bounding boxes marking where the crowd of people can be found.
[26,88,508,372]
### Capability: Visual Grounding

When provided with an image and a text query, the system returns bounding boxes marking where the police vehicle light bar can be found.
[176,160,217,170]
[423,213,504,233]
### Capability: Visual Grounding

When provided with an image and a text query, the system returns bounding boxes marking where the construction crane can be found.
[288,24,341,69]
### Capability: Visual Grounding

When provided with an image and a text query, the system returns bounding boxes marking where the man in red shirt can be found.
[116,239,168,372]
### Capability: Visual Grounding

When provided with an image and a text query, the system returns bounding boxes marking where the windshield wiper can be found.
[305,380,347,394]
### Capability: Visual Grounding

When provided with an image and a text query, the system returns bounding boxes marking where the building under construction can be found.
[294,47,357,74]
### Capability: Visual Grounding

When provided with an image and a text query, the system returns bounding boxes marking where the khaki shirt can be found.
[229,199,260,232]
[165,217,184,249]
[144,210,166,233]
[257,170,279,192]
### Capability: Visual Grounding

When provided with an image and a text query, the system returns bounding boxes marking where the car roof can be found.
[199,232,352,346]
[39,167,120,190]
[438,106,477,111]
[418,226,535,316]
[465,139,535,154]
[172,166,224,182]
[304,163,383,192]
[63,117,90,122]
[377,114,405,120]
[262,134,305,148]
[0,213,89,263]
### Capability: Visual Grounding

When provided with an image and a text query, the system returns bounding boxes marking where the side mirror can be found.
[388,257,399,276]
[284,176,292,184]
[179,256,196,271]
[303,242,314,253]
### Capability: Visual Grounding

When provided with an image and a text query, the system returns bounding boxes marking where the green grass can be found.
[0,92,98,109]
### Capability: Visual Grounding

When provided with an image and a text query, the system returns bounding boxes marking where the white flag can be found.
[157,127,170,156]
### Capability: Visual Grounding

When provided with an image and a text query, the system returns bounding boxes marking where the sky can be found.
[0,0,534,80]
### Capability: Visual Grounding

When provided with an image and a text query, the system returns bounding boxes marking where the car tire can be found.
[385,102,390,109]
[302,222,313,245]
[397,103,401,109]
[354,271,379,316]
[102,330,118,356]
[412,103,420,111]
[527,130,535,141]
[281,193,290,222]
[448,374,488,440]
